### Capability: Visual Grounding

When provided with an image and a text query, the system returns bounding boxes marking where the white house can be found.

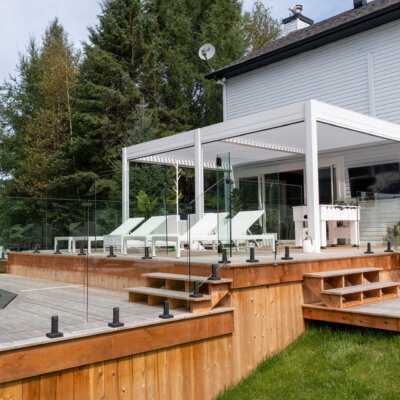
[207,0,400,243]
[123,0,400,252]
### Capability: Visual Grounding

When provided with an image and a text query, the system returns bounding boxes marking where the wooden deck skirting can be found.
[7,252,400,290]
[0,260,8,274]
[0,310,233,384]
[0,281,305,399]
[303,305,400,332]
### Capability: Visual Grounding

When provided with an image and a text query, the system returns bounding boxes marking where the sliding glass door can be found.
[319,166,337,205]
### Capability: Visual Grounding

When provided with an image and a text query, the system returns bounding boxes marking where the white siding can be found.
[226,20,400,124]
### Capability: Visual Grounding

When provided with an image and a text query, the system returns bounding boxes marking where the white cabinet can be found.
[293,205,360,247]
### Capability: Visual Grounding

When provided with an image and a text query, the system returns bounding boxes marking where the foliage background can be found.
[0,0,280,248]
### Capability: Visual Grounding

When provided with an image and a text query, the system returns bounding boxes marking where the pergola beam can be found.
[222,138,305,155]
[135,156,218,170]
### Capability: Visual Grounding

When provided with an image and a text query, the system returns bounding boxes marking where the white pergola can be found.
[123,99,400,253]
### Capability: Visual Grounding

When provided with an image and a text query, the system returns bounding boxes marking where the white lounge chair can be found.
[54,217,144,253]
[121,215,180,255]
[230,210,277,251]
[151,213,228,258]
[204,210,277,251]
[102,217,146,252]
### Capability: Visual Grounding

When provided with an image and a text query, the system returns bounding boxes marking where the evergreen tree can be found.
[69,0,153,175]
[145,0,247,132]
[0,20,78,197]
[16,20,78,196]
[1,0,281,202]
[0,39,42,193]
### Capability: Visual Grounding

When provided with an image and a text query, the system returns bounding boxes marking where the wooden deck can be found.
[1,251,400,398]
[303,297,400,332]
[0,274,229,352]
[7,250,400,291]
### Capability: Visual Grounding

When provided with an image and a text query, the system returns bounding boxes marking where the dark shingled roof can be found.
[207,0,400,80]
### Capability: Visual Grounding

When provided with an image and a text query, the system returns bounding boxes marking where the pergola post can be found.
[194,129,204,221]
[258,175,267,233]
[122,147,129,222]
[305,100,321,253]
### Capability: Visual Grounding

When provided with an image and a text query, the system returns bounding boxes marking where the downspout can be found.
[217,78,227,121]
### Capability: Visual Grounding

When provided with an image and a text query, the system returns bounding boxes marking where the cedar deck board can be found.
[142,272,232,284]
[303,267,382,278]
[126,286,212,302]
[322,282,400,295]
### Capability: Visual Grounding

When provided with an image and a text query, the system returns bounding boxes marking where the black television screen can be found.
[348,162,400,197]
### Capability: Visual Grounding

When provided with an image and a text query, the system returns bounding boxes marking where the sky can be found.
[0,0,354,83]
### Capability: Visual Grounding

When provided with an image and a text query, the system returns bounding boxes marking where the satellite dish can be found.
[198,44,216,61]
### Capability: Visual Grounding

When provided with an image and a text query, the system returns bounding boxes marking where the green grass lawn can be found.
[218,324,400,400]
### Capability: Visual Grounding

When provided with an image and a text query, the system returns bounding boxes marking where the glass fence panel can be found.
[357,191,400,247]
[0,196,92,345]
[216,153,232,253]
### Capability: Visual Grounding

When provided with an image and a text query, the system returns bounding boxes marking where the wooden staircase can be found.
[126,272,232,313]
[303,268,400,309]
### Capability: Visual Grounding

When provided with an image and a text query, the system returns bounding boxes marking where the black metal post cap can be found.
[107,245,117,258]
[208,264,221,281]
[190,281,203,298]
[246,247,259,263]
[142,247,152,260]
[218,248,231,264]
[281,246,293,260]
[364,242,374,254]
[385,242,394,253]
[159,299,174,319]
[46,315,63,339]
[78,244,86,256]
[108,307,124,328]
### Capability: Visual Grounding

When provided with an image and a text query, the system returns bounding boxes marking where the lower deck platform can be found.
[0,274,229,352]
[303,297,400,332]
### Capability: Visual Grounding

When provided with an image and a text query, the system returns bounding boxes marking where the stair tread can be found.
[304,267,382,278]
[126,286,212,302]
[142,272,231,284]
[322,282,399,295]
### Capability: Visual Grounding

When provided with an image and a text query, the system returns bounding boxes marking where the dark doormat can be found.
[0,289,17,309]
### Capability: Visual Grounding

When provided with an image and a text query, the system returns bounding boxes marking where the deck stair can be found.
[303,267,399,309]
[126,272,232,313]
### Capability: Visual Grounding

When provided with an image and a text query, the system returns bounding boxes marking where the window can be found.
[348,162,400,197]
